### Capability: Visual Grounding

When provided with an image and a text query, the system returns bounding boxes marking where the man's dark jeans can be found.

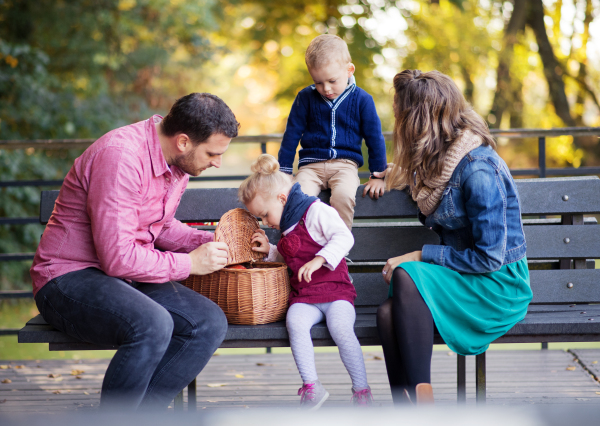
[34,267,228,410]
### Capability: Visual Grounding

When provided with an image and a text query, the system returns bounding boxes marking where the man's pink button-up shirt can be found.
[30,115,213,296]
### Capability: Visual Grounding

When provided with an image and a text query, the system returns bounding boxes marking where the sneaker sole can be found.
[308,391,330,411]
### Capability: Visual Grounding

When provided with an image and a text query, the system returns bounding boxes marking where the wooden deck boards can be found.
[1,350,599,413]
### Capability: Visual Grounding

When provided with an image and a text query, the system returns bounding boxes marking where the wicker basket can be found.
[182,208,290,325]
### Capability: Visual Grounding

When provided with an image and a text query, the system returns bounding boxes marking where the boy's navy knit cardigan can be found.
[278,78,387,175]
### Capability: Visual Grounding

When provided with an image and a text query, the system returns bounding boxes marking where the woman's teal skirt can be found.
[389,257,532,356]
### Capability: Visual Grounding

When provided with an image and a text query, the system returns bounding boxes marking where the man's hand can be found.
[382,250,422,285]
[298,256,326,283]
[362,178,386,199]
[189,242,230,276]
[251,229,270,255]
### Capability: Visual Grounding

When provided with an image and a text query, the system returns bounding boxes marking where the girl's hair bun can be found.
[251,154,280,175]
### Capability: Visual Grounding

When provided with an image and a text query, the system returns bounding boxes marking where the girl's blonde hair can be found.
[238,154,293,204]
[386,69,496,191]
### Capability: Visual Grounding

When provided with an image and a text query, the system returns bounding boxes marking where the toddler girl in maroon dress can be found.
[239,154,373,409]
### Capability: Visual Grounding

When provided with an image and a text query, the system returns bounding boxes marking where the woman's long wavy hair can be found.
[386,70,496,191]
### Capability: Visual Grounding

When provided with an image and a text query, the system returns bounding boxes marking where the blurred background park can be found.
[1,0,600,358]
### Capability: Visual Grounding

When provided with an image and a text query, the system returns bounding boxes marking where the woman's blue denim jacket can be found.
[420,145,527,274]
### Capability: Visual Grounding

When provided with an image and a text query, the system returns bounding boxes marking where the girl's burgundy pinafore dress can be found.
[276,202,356,306]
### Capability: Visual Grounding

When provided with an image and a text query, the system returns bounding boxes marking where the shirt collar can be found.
[146,114,178,178]
[331,74,356,105]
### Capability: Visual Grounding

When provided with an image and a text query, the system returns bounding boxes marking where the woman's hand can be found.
[250,229,270,254]
[362,178,386,199]
[362,163,394,199]
[382,250,422,285]
[298,256,326,283]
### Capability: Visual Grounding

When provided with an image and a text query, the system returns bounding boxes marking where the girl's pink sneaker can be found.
[351,386,373,406]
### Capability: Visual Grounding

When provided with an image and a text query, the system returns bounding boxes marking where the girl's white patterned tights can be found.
[286,300,369,389]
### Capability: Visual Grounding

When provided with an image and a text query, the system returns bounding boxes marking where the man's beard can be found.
[172,148,204,176]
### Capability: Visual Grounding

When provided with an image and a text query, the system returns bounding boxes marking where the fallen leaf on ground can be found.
[0,365,11,369]
[84,392,89,395]
[206,400,218,403]
[235,374,244,378]
[1,379,11,384]
[256,363,265,366]
[373,356,383,360]
[566,366,577,371]
[592,361,598,364]
[13,365,24,369]
[206,383,227,387]
[76,376,83,379]
[447,352,454,356]
[71,369,85,376]
[48,373,61,378]
[52,390,61,394]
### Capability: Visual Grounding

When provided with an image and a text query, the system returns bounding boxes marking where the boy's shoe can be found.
[298,380,329,410]
[351,386,373,406]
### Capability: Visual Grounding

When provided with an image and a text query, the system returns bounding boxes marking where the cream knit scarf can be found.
[410,130,482,216]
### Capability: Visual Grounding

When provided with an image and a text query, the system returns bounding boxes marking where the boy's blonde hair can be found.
[305,34,352,69]
[238,154,293,205]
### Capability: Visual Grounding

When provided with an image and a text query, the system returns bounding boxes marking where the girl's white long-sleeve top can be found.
[265,201,354,270]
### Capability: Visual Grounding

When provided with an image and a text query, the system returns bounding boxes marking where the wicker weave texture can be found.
[182,262,289,325]
[214,208,264,266]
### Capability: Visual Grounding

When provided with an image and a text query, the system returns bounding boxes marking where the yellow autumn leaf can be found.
[235,374,244,378]
[71,369,85,376]
[84,392,90,395]
[48,373,61,378]
[0,365,10,369]
[52,390,61,394]
[592,361,598,364]
[13,365,24,369]
[1,379,11,384]
[206,383,227,387]
[595,392,600,395]
[566,366,576,371]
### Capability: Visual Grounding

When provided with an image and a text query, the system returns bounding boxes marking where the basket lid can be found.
[215,208,265,266]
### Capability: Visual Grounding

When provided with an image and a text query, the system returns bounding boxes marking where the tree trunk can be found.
[526,0,576,127]
[488,0,527,128]
[461,65,474,105]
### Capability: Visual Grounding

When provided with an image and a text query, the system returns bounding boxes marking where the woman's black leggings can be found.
[376,267,434,403]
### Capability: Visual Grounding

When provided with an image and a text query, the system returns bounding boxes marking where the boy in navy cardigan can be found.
[278,35,388,229]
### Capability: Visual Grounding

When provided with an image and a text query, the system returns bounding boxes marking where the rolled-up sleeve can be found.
[86,147,192,282]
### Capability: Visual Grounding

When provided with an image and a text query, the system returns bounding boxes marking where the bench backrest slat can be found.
[353,269,600,307]
[40,177,600,224]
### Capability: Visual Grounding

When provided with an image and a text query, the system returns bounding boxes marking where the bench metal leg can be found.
[541,342,548,350]
[475,352,486,405]
[174,390,184,411]
[188,378,197,411]
[457,355,466,404]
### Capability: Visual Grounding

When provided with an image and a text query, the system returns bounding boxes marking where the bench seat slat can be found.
[21,304,600,350]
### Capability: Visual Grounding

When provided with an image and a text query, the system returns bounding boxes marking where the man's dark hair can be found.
[161,93,240,144]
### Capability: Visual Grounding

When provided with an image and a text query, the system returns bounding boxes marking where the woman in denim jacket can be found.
[375,70,532,404]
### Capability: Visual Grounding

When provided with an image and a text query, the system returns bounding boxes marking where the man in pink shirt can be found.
[31,93,238,410]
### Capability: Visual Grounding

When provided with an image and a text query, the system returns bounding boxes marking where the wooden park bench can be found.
[18,176,600,408]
